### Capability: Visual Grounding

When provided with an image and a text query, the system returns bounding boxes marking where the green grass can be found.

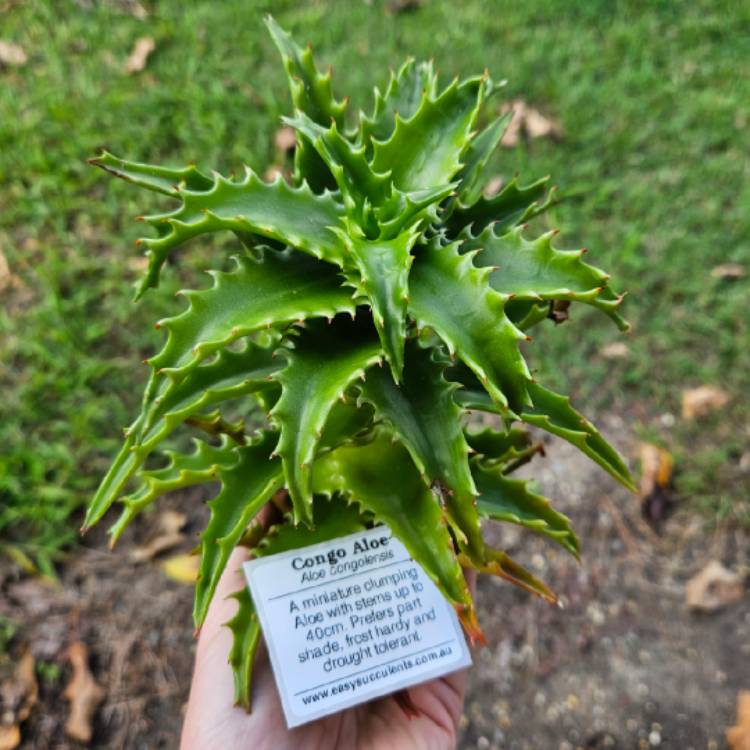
[1,0,748,571]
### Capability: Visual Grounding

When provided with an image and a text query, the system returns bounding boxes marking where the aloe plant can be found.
[84,16,633,709]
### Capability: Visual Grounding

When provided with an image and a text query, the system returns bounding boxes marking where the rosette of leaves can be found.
[83,16,634,709]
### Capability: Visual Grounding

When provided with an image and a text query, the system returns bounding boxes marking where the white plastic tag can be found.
[243,525,472,728]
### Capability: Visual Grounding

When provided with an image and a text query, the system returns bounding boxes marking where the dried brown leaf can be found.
[63,642,105,744]
[681,385,729,420]
[125,0,148,19]
[500,101,524,148]
[127,256,149,273]
[130,510,187,562]
[711,262,745,280]
[727,691,750,750]
[274,126,296,155]
[123,36,155,75]
[524,105,563,140]
[0,250,19,293]
[264,165,286,183]
[0,648,38,750]
[639,442,675,531]
[500,99,563,147]
[0,41,27,67]
[0,727,20,750]
[639,442,673,496]
[483,176,504,197]
[160,553,200,583]
[600,341,630,359]
[685,560,744,612]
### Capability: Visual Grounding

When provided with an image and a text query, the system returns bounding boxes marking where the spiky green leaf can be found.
[150,251,354,379]
[83,436,139,531]
[473,459,579,557]
[84,335,278,527]
[264,16,346,127]
[90,151,213,197]
[136,171,346,295]
[409,240,531,414]
[523,382,636,491]
[339,230,417,380]
[358,340,483,560]
[376,182,456,240]
[265,16,346,192]
[372,77,484,193]
[505,299,553,330]
[226,587,261,710]
[464,426,532,463]
[194,430,283,628]
[270,318,383,526]
[464,226,628,329]
[283,113,389,229]
[446,175,551,237]
[313,433,481,639]
[463,546,556,603]
[452,112,511,206]
[109,438,238,543]
[138,341,279,450]
[80,251,354,525]
[360,58,439,147]
[319,400,375,451]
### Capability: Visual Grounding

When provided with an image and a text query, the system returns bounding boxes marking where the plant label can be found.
[243,525,472,728]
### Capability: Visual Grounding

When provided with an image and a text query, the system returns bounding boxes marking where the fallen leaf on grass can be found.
[0,648,38,750]
[681,385,729,420]
[727,691,750,750]
[63,642,104,744]
[0,250,20,293]
[483,176,504,197]
[127,255,149,273]
[123,36,155,75]
[685,560,744,612]
[130,510,187,562]
[124,0,148,19]
[161,553,200,583]
[274,126,296,155]
[639,442,676,531]
[500,100,563,148]
[600,341,630,359]
[0,41,27,67]
[711,262,745,280]
[264,165,287,183]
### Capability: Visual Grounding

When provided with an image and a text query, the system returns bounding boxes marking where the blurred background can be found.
[1,1,748,748]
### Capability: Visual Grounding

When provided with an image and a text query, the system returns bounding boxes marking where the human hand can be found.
[181,547,472,750]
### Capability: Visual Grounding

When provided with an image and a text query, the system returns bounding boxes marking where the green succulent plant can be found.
[83,16,633,709]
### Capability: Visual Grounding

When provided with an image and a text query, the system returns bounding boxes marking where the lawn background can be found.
[1,0,748,574]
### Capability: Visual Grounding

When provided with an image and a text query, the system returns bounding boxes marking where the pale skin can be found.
[181,547,474,750]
